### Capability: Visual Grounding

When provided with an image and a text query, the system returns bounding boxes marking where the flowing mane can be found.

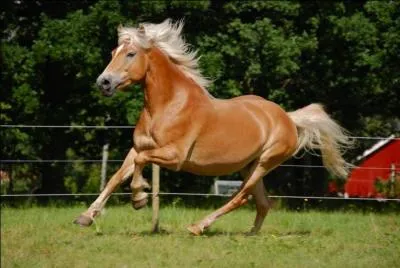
[118,19,211,89]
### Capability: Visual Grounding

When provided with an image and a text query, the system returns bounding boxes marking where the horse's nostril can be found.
[102,78,110,86]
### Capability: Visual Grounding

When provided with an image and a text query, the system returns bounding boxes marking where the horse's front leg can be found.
[130,146,182,209]
[74,148,137,226]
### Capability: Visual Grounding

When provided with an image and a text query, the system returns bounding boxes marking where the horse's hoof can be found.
[132,198,148,210]
[73,214,93,227]
[187,224,203,236]
[245,230,258,236]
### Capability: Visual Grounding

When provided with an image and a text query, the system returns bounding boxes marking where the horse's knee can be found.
[134,153,147,166]
[231,193,249,208]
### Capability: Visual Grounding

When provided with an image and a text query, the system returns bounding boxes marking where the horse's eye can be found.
[127,52,136,58]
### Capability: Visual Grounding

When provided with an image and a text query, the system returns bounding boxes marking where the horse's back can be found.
[230,95,298,151]
[217,95,296,139]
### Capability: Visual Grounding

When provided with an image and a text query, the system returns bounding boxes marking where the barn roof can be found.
[356,135,397,161]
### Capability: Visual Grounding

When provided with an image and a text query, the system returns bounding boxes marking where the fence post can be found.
[390,163,395,183]
[151,164,160,233]
[100,143,109,191]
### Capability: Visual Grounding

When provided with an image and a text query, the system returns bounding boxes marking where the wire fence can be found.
[1,192,399,202]
[1,124,399,141]
[0,124,134,129]
[2,125,397,171]
[1,124,399,203]
[0,159,395,171]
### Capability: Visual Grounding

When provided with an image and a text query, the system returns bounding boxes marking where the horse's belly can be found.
[182,120,265,175]
[182,160,251,176]
[182,137,263,176]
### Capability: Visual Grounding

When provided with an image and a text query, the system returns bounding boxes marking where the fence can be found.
[1,124,399,231]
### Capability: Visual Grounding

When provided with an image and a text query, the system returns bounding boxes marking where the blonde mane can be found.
[118,19,212,89]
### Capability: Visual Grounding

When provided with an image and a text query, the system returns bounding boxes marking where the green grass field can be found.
[1,205,399,268]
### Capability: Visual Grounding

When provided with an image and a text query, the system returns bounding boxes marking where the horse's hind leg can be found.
[248,179,272,235]
[74,148,137,226]
[187,163,263,235]
[187,142,295,235]
[240,166,271,234]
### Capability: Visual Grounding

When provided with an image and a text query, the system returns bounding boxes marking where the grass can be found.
[1,205,400,268]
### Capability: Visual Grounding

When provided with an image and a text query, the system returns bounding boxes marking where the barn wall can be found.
[345,140,400,197]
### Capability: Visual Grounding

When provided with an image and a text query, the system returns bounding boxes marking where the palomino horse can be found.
[74,19,352,235]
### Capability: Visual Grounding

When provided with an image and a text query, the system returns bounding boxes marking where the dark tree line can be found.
[1,1,399,202]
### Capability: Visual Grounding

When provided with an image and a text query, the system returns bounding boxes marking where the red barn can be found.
[345,135,400,197]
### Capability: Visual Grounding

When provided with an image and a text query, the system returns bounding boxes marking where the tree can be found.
[1,0,399,203]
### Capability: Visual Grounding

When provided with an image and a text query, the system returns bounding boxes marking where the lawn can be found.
[1,205,399,268]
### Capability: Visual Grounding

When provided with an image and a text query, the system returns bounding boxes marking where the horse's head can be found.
[96,37,149,96]
[96,19,211,96]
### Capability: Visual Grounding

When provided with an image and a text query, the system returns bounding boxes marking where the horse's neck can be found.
[143,48,208,116]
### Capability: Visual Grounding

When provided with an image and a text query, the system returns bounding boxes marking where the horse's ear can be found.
[117,24,123,32]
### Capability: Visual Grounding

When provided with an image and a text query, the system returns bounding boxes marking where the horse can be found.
[74,19,352,235]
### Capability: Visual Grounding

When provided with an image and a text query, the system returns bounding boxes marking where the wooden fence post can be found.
[151,164,160,233]
[100,143,109,191]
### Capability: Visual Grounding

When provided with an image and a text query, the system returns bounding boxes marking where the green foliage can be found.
[375,174,400,198]
[1,1,399,200]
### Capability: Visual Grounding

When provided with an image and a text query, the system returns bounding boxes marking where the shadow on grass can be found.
[201,230,251,237]
[121,228,172,237]
[268,230,312,239]
[119,229,253,237]
[203,229,313,238]
[115,228,313,238]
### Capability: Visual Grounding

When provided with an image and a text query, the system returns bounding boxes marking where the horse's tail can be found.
[288,103,353,178]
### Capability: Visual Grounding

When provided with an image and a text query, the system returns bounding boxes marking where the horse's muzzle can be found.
[97,74,116,96]
[101,86,115,97]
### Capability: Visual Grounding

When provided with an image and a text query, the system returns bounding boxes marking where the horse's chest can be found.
[134,107,191,152]
[134,109,157,151]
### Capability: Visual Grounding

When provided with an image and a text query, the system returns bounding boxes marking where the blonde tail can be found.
[288,104,353,178]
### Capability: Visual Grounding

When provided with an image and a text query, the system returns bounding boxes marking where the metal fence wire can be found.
[1,124,399,202]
